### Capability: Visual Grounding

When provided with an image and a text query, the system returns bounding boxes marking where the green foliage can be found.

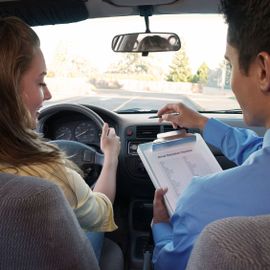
[189,62,209,84]
[190,74,200,83]
[197,62,209,83]
[166,47,192,82]
[166,46,210,85]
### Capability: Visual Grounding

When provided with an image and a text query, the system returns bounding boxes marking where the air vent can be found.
[136,125,160,139]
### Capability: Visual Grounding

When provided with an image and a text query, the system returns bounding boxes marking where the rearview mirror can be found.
[112,32,181,53]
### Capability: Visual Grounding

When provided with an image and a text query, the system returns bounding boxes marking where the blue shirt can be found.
[152,118,270,270]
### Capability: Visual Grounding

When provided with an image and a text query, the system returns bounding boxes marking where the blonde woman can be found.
[0,16,121,259]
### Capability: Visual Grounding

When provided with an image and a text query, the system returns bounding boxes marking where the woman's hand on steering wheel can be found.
[100,123,121,164]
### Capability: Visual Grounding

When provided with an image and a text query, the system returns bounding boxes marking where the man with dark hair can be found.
[151,1,270,269]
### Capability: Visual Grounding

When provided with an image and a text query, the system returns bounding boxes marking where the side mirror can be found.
[112,32,181,53]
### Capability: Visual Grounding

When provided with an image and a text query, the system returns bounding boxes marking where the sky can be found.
[34,14,228,74]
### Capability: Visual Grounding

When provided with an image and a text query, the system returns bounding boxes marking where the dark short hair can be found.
[219,0,270,74]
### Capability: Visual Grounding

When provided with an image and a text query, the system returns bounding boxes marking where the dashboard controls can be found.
[126,128,133,136]
[128,142,139,155]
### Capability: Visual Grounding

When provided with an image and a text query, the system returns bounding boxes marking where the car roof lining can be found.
[86,0,220,19]
[0,0,88,26]
[0,0,220,26]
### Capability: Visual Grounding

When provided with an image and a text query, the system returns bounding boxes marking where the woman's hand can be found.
[152,188,170,224]
[157,102,208,130]
[94,123,120,202]
[100,123,121,163]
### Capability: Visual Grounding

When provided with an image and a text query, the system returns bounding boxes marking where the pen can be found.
[148,112,180,119]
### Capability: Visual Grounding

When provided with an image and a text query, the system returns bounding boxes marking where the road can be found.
[45,87,237,112]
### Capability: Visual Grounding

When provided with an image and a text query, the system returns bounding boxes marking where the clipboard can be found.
[137,130,222,216]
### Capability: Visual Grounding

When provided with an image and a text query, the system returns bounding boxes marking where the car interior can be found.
[0,0,269,269]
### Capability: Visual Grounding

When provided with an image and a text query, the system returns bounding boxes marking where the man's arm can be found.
[203,118,263,165]
[158,102,263,165]
[151,186,196,270]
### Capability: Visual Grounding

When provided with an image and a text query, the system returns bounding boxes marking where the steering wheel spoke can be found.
[83,149,104,166]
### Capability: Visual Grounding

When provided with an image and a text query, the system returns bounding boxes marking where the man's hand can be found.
[152,188,170,224]
[157,102,208,130]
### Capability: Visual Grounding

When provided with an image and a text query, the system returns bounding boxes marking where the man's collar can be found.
[263,129,270,148]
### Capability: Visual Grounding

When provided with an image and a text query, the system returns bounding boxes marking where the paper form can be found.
[137,133,222,216]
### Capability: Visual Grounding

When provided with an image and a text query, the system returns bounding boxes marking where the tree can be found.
[166,47,192,82]
[69,57,98,79]
[49,41,97,78]
[49,41,69,77]
[190,62,209,84]
[107,53,165,80]
[196,62,209,84]
[108,53,149,74]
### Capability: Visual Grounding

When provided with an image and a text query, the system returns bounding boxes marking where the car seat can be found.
[142,214,270,270]
[0,173,124,270]
[186,215,270,269]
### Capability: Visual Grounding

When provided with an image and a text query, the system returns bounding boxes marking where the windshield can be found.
[34,14,239,113]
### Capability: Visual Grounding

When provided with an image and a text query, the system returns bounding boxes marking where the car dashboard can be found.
[38,103,266,270]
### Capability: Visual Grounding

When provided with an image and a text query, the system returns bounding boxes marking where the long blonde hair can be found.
[0,16,72,167]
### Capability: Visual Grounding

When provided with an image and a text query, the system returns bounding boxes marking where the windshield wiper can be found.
[116,108,157,114]
[198,109,242,114]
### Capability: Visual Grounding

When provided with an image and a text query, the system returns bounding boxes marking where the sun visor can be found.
[0,0,89,26]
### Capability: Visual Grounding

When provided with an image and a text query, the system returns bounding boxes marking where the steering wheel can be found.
[38,103,105,186]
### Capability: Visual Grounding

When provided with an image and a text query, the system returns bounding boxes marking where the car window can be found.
[34,14,239,113]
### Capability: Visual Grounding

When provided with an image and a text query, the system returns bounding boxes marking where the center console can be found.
[129,200,153,270]
[123,125,166,269]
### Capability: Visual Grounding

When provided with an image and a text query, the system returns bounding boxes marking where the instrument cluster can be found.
[54,120,99,145]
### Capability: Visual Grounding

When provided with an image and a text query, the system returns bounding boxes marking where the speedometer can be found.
[54,126,72,140]
[75,121,96,143]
